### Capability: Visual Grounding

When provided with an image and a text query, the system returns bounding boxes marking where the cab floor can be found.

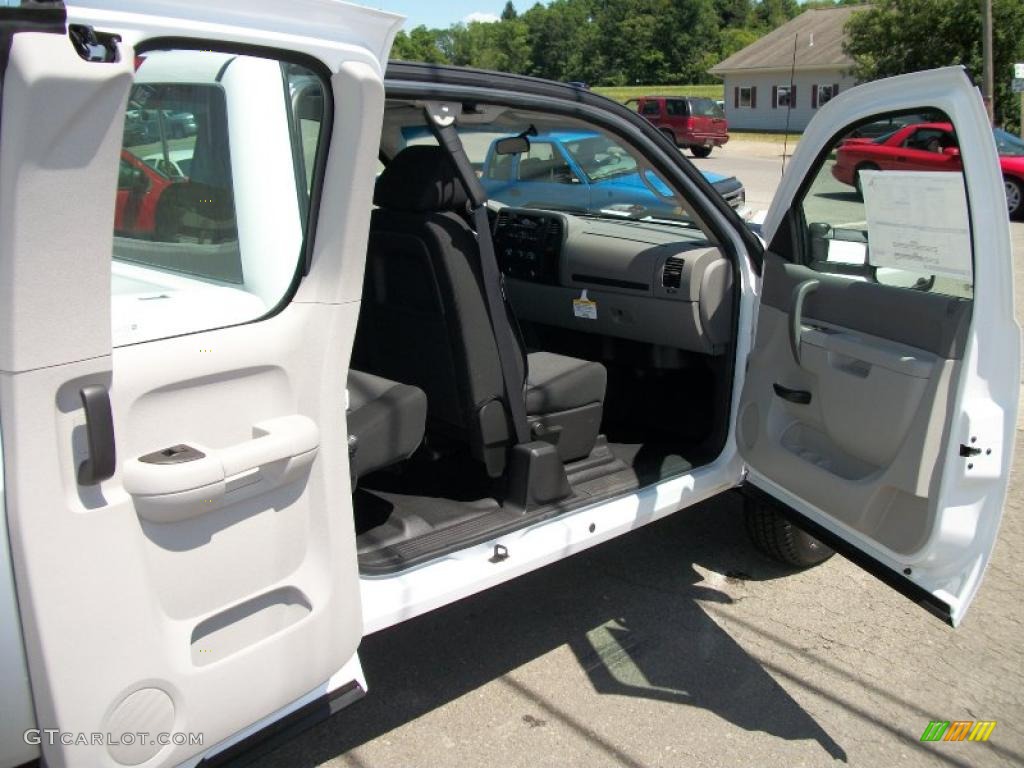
[354,438,694,573]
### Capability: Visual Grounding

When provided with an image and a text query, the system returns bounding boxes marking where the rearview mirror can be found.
[494,135,530,155]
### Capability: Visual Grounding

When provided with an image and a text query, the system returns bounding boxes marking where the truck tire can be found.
[690,145,712,158]
[744,495,835,568]
[660,128,677,147]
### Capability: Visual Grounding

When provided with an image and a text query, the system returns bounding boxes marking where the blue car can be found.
[478,130,745,217]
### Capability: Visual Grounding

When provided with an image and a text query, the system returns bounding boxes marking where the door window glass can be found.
[113,49,326,346]
[641,100,660,116]
[796,110,972,299]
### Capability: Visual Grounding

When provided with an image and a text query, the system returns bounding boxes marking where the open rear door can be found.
[0,2,397,766]
[739,67,1019,626]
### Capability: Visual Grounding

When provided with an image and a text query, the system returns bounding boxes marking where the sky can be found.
[367,1,508,30]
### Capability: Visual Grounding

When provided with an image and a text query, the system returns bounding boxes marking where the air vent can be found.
[496,209,511,229]
[545,217,563,242]
[662,256,685,291]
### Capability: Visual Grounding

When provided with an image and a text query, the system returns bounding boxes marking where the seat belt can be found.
[425,105,531,446]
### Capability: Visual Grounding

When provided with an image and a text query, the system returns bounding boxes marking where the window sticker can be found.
[861,170,972,280]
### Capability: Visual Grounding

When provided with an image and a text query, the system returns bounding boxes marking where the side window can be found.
[113,50,326,345]
[665,99,688,117]
[641,100,660,116]
[797,111,972,299]
[517,142,575,183]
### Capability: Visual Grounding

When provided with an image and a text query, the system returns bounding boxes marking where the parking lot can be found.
[254,141,1024,768]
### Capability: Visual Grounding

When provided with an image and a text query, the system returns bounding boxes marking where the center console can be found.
[493,209,564,285]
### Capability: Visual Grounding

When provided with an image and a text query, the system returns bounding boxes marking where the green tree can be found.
[385,0,804,90]
[754,0,799,29]
[844,0,1024,128]
[391,25,448,63]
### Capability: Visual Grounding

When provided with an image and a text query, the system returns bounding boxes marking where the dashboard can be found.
[494,208,734,355]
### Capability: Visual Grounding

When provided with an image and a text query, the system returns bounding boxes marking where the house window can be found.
[773,85,796,109]
[737,86,753,108]
[813,83,838,108]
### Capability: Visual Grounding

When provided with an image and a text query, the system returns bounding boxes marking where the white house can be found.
[709,6,865,132]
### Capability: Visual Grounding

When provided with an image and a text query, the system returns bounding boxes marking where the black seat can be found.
[347,370,427,481]
[353,145,606,475]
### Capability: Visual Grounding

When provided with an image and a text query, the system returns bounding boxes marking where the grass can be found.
[730,131,803,144]
[592,84,723,103]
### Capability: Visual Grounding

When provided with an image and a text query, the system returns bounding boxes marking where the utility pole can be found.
[982,0,993,123]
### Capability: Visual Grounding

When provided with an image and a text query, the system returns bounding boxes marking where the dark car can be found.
[626,95,728,157]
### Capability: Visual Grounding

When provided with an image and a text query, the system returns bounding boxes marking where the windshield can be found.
[994,128,1024,157]
[388,109,704,229]
[872,129,900,144]
[562,136,638,182]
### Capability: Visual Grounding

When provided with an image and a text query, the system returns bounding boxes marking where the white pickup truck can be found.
[0,1,1018,767]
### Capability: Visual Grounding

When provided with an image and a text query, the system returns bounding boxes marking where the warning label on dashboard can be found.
[573,290,598,320]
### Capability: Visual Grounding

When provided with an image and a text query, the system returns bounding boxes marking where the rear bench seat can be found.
[347,370,427,482]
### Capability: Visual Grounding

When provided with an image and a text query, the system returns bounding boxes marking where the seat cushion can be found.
[525,352,607,415]
[347,370,427,480]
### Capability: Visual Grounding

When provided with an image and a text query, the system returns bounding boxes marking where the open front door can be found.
[739,67,1019,626]
[0,2,396,766]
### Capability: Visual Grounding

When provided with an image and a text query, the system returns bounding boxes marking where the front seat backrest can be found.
[353,145,514,475]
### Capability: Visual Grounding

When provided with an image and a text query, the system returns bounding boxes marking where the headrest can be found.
[375,145,469,212]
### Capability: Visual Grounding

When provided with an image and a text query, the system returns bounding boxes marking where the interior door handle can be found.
[123,417,317,501]
[789,279,819,368]
[773,383,812,405]
[78,385,116,485]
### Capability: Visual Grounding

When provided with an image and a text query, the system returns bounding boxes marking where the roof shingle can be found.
[709,6,866,74]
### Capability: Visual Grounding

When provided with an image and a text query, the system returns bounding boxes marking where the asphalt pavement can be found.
[252,142,1024,768]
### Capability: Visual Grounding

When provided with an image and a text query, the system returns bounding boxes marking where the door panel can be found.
[0,8,393,765]
[740,254,964,555]
[746,67,1019,625]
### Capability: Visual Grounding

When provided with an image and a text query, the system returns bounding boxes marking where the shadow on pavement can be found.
[251,490,854,766]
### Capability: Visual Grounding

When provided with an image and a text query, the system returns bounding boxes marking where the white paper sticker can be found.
[573,289,597,320]
[861,171,972,280]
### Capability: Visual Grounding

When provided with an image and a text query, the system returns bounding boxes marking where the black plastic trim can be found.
[196,680,363,767]
[571,274,649,292]
[77,385,116,485]
[742,483,954,626]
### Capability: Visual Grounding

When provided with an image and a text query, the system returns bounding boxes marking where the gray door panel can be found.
[739,253,963,555]
[761,253,972,359]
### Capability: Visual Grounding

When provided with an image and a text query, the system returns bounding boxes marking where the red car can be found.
[626,95,728,158]
[115,149,174,236]
[833,122,1024,219]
